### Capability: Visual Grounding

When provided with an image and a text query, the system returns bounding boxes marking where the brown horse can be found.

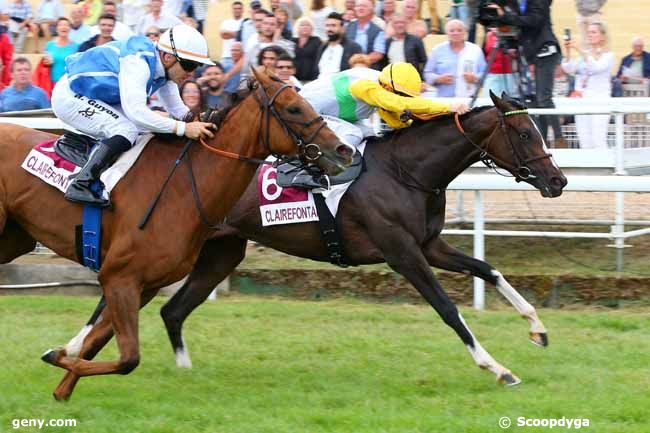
[0,68,353,400]
[64,92,567,389]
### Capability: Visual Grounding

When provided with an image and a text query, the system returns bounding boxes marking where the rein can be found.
[454,109,553,182]
[139,79,328,230]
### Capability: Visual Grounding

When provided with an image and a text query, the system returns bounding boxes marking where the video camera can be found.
[477,0,521,48]
[477,0,520,27]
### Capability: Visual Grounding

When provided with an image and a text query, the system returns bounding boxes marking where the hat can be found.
[250,0,261,9]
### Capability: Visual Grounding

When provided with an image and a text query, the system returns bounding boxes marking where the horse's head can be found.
[486,91,567,197]
[250,67,353,175]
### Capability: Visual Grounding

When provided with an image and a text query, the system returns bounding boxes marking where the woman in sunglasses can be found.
[291,62,470,189]
[51,24,217,207]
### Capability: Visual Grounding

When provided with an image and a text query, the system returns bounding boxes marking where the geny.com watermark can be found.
[11,419,77,430]
[499,416,590,429]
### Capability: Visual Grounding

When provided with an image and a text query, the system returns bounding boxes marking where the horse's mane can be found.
[373,95,527,142]
[203,72,287,127]
[372,105,493,143]
[203,78,258,127]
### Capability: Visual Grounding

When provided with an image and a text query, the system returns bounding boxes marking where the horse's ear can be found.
[490,89,509,112]
[500,91,507,99]
[251,66,269,86]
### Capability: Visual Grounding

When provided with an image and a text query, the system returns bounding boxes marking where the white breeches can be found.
[51,74,139,143]
[322,115,374,149]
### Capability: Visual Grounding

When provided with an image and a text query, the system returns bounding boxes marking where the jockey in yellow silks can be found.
[293,62,469,188]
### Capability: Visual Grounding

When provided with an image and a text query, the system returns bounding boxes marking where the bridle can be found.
[454,108,553,182]
[198,80,327,166]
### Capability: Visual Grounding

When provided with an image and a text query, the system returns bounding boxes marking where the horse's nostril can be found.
[336,144,354,158]
[551,176,567,189]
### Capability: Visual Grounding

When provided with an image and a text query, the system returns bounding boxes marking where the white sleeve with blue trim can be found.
[118,55,186,135]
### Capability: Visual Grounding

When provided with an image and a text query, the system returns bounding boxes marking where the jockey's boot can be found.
[290,166,330,190]
[64,135,131,207]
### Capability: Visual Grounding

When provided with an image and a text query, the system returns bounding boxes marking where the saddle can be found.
[54,131,96,167]
[276,150,365,189]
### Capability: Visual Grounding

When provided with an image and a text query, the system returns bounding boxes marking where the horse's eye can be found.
[287,106,302,115]
[519,131,530,141]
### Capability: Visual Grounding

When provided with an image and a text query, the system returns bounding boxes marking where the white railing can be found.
[430,97,650,308]
[3,99,650,308]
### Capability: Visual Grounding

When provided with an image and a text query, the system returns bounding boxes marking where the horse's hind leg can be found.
[422,237,548,347]
[161,235,247,368]
[377,231,520,385]
[0,219,37,263]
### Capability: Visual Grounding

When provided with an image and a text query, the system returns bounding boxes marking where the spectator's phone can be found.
[563,28,571,41]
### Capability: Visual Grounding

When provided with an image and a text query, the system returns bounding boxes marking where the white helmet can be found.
[157,24,215,66]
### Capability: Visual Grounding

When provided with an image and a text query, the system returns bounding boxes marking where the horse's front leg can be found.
[41,278,143,383]
[422,237,548,347]
[51,288,159,401]
[376,230,521,385]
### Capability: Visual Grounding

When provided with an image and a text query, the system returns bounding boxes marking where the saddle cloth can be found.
[21,133,153,194]
[258,142,366,226]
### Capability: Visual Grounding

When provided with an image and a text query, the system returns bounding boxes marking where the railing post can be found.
[473,190,485,310]
[614,113,626,272]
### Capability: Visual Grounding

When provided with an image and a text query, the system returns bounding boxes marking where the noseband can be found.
[254,82,327,163]
[455,109,553,182]
[199,81,327,165]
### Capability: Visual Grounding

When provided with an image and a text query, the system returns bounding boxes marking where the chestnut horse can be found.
[60,92,567,390]
[0,68,353,400]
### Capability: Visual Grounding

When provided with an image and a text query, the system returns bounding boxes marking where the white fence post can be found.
[473,190,485,310]
[614,113,627,272]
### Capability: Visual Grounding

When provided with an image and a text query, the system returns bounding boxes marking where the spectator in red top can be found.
[0,20,13,90]
[482,28,518,97]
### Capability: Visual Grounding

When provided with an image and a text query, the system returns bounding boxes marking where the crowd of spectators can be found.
[0,0,648,150]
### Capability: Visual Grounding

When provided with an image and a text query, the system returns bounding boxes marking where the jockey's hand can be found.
[449,102,470,115]
[400,110,413,123]
[185,121,215,140]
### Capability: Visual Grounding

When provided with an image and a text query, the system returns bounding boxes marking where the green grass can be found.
[0,295,649,433]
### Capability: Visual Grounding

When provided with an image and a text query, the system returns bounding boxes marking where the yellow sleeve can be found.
[349,80,451,115]
[378,109,409,129]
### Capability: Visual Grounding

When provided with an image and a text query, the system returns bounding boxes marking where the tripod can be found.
[469,31,533,107]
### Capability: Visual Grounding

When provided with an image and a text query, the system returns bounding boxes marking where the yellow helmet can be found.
[378,62,422,97]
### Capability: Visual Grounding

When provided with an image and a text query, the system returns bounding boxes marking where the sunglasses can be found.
[169,27,201,72]
[146,32,160,37]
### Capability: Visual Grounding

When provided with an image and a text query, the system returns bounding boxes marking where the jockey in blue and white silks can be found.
[51,24,216,208]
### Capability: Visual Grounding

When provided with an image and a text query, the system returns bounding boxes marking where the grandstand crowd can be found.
[0,0,646,149]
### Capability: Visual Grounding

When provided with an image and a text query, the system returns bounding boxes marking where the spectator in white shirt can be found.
[35,0,64,52]
[69,5,92,45]
[220,1,244,60]
[136,0,182,35]
[90,0,134,41]
[122,0,148,33]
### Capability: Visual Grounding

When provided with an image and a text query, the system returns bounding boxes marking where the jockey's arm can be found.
[156,81,191,120]
[349,80,451,128]
[118,55,187,136]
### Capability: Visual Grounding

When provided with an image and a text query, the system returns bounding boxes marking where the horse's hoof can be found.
[529,332,549,348]
[52,390,71,402]
[498,372,522,387]
[41,349,65,365]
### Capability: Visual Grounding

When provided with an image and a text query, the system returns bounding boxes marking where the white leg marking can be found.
[458,313,512,379]
[492,270,546,333]
[64,325,93,358]
[175,337,193,369]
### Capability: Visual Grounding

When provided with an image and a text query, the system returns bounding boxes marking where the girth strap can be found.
[312,192,349,268]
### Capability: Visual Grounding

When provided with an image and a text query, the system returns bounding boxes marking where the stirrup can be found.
[291,169,330,190]
[64,182,110,208]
